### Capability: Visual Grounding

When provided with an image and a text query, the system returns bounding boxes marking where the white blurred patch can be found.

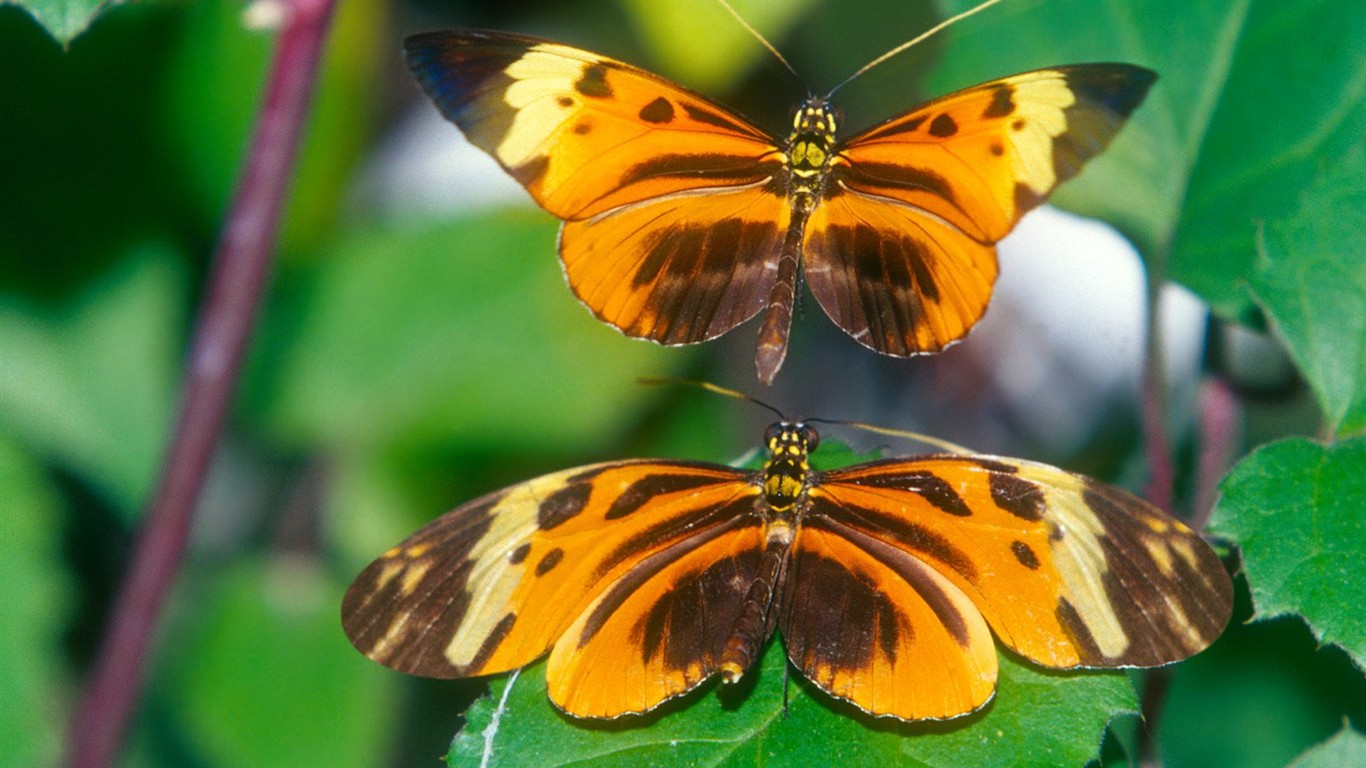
[963,206,1206,454]
[353,104,531,220]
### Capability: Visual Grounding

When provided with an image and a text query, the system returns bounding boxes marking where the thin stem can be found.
[1191,377,1239,529]
[63,2,337,766]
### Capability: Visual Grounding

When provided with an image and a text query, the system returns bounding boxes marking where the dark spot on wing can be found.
[538,483,592,529]
[929,113,958,137]
[508,543,531,565]
[639,96,675,124]
[557,96,574,108]
[990,141,1005,156]
[535,547,564,575]
[983,85,1015,118]
[1011,540,1041,570]
[573,121,592,134]
[574,63,612,98]
[989,472,1046,521]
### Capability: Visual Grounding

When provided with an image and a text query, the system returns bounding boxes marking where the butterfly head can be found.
[784,98,839,208]
[762,421,817,513]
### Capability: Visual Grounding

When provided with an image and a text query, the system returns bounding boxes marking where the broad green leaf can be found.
[1209,437,1366,666]
[162,0,383,256]
[5,0,127,45]
[1248,145,1366,437]
[450,642,1132,768]
[258,212,682,454]
[935,0,1365,326]
[0,439,69,767]
[162,559,395,768]
[1171,0,1363,322]
[617,0,818,93]
[0,250,179,515]
[1158,615,1366,768]
[1288,727,1366,768]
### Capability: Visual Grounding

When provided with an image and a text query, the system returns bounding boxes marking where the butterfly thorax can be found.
[784,99,838,212]
[760,421,817,517]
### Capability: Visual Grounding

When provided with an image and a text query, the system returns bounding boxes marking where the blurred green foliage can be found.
[0,0,1361,766]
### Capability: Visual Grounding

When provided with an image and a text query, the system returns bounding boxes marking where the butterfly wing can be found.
[341,458,766,718]
[406,30,790,345]
[810,455,1232,673]
[781,516,999,720]
[805,65,1155,356]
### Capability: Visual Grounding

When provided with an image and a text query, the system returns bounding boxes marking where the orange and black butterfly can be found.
[342,419,1232,721]
[404,23,1155,384]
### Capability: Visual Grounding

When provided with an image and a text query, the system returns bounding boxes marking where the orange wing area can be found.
[340,460,760,682]
[804,65,1155,356]
[812,456,1232,669]
[404,30,783,221]
[561,185,790,344]
[803,191,998,356]
[548,519,767,717]
[782,521,997,720]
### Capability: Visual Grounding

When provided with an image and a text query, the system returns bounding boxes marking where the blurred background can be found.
[1,0,1359,766]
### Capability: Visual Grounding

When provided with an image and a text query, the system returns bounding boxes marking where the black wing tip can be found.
[1062,63,1158,115]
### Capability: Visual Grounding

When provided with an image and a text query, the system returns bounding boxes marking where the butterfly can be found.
[341,419,1232,721]
[403,26,1155,384]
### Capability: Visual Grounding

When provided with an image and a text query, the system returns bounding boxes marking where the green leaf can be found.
[933,0,1365,326]
[6,0,128,45]
[0,439,69,767]
[0,250,180,515]
[1248,145,1366,437]
[162,559,396,768]
[617,0,818,93]
[1288,727,1366,768]
[449,642,1133,768]
[1171,0,1364,322]
[1209,437,1366,666]
[162,0,384,256]
[258,212,683,453]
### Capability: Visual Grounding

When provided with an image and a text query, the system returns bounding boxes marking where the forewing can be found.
[813,456,1233,669]
[805,65,1154,356]
[560,186,790,344]
[341,460,757,683]
[782,519,997,720]
[405,30,783,221]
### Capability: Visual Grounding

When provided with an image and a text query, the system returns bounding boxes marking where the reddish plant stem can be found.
[63,2,336,766]
[1191,377,1239,529]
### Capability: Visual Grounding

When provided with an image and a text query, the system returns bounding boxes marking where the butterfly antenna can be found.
[825,0,1011,98]
[637,377,787,420]
[713,0,802,84]
[806,418,975,455]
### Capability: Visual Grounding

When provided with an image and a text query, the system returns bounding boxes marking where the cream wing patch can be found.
[496,46,596,167]
[1005,71,1077,196]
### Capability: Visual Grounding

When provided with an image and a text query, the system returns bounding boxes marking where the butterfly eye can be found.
[764,423,784,446]
[801,424,819,452]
